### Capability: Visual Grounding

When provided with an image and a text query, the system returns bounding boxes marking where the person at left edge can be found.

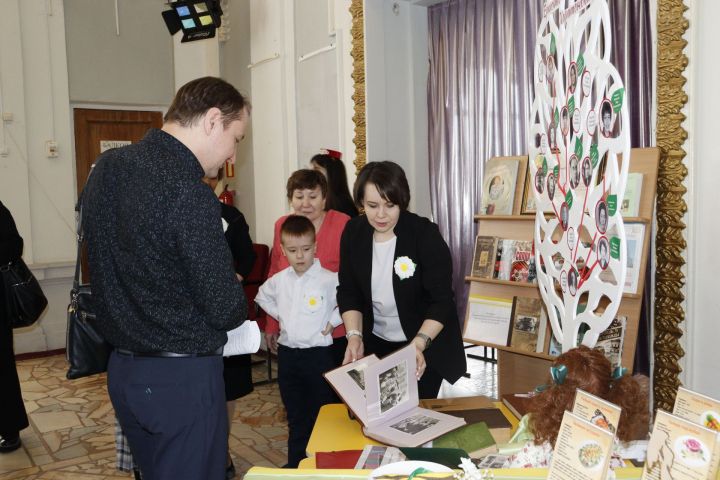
[82,76,249,480]
[0,201,29,453]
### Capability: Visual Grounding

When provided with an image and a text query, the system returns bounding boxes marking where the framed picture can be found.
[480,157,526,215]
[521,167,537,214]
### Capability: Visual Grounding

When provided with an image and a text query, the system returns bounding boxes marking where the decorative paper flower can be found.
[303,293,323,312]
[394,256,416,280]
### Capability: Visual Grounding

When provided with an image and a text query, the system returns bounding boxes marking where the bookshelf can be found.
[463,148,660,397]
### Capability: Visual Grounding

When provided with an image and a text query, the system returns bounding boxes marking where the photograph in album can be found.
[324,345,465,447]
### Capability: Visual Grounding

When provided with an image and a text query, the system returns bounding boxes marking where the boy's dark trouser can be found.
[278,344,337,468]
[108,351,227,480]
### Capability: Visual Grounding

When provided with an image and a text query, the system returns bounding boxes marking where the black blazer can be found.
[337,210,466,383]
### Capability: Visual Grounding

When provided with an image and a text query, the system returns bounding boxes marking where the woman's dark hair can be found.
[286,169,328,200]
[353,161,410,211]
[280,215,316,241]
[527,346,649,446]
[164,76,250,127]
[311,154,358,216]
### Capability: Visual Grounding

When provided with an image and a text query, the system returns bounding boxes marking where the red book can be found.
[315,450,363,469]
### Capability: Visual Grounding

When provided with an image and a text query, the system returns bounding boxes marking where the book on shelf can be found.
[621,173,643,217]
[509,297,547,353]
[594,317,626,369]
[480,157,522,215]
[464,295,514,346]
[494,239,535,283]
[598,222,645,294]
[323,344,465,447]
[432,422,498,459]
[470,236,498,279]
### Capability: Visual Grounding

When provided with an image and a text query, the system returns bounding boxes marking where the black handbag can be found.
[1,258,48,328]
[66,201,111,379]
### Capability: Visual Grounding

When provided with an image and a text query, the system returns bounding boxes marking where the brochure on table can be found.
[572,389,622,435]
[324,344,465,447]
[547,410,615,480]
[642,410,718,480]
[672,387,720,478]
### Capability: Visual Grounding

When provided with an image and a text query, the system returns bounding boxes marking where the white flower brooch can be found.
[394,256,416,280]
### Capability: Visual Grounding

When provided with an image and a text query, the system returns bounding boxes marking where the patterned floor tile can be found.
[0,348,497,479]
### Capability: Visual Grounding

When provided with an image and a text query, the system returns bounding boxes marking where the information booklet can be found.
[480,157,522,215]
[672,387,720,477]
[547,410,615,480]
[463,295,514,346]
[642,410,719,480]
[324,344,465,447]
[572,389,622,435]
[509,297,547,353]
[471,236,498,279]
[621,173,644,217]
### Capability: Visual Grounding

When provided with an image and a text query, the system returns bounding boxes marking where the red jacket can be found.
[263,209,350,337]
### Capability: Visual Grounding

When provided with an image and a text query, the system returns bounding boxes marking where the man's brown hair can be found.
[164,76,250,127]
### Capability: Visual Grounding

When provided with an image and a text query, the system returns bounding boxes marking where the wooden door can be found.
[73,109,163,194]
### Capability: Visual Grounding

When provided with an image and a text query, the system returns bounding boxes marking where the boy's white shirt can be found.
[255,259,342,348]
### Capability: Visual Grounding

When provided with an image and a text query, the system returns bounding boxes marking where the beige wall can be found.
[64,0,174,105]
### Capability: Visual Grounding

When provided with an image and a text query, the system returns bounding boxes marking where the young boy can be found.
[254,215,341,468]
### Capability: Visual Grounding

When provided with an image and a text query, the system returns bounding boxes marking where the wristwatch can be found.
[415,333,432,350]
[346,329,363,340]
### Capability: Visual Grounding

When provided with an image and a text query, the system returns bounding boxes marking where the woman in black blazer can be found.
[337,161,466,399]
[0,201,29,452]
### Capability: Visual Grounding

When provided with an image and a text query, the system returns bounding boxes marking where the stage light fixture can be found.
[162,0,223,43]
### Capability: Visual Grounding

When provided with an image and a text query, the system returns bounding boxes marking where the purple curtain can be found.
[427,0,653,342]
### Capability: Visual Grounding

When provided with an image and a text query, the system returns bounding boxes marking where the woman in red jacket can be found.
[264,169,350,365]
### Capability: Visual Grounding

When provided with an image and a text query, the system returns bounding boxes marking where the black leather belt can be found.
[115,347,222,358]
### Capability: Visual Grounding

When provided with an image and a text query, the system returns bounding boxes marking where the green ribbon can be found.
[612,366,628,380]
[407,467,431,480]
[551,364,568,385]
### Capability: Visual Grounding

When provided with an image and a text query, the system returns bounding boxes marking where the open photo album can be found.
[323,344,466,447]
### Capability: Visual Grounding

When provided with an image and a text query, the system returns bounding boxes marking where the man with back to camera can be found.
[82,77,249,480]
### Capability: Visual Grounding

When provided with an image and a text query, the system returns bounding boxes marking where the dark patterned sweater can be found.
[82,129,246,353]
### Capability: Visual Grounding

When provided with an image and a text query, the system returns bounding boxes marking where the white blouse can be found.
[371,236,406,342]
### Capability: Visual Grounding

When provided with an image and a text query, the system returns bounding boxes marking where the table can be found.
[300,396,520,468]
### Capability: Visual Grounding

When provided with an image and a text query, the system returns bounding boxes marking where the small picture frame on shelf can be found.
[521,167,537,215]
[480,156,528,215]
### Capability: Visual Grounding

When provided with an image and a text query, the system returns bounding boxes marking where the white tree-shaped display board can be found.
[528,0,630,352]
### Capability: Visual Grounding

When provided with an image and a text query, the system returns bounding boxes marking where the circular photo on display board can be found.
[560,202,569,230]
[547,172,556,200]
[568,267,578,296]
[597,236,610,270]
[535,169,545,194]
[569,155,580,189]
[568,63,578,93]
[596,200,608,234]
[600,99,614,138]
[561,107,570,138]
[582,157,592,186]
